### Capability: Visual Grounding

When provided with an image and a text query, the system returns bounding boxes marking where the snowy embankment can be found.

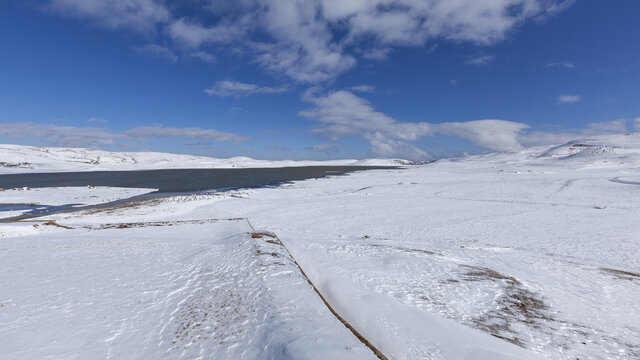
[0,144,407,174]
[1,133,640,359]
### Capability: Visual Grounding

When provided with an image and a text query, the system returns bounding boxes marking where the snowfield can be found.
[1,133,640,359]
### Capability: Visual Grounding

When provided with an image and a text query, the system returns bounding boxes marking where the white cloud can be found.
[300,90,530,159]
[585,119,627,134]
[0,123,250,147]
[0,123,125,147]
[266,145,291,152]
[134,44,177,62]
[48,0,573,82]
[204,80,289,97]
[518,119,630,147]
[190,51,216,63]
[635,118,640,131]
[305,144,341,153]
[557,94,582,103]
[49,0,169,32]
[168,18,244,48]
[125,126,251,142]
[434,120,528,152]
[351,85,375,93]
[467,54,495,65]
[359,47,392,61]
[546,61,575,69]
[87,117,107,123]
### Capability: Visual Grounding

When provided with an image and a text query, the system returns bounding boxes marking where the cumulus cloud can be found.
[204,80,289,97]
[49,0,169,32]
[434,120,528,152]
[0,123,250,147]
[47,0,573,82]
[557,94,582,103]
[300,90,530,159]
[134,44,178,62]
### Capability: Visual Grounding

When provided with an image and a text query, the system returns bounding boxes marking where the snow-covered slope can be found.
[0,144,409,174]
[1,133,639,359]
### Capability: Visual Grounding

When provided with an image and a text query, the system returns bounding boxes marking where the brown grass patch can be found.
[601,267,640,281]
[250,232,277,239]
[42,220,74,229]
[460,265,551,347]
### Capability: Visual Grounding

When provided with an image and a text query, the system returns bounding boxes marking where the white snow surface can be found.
[0,144,406,174]
[0,186,156,218]
[2,133,640,359]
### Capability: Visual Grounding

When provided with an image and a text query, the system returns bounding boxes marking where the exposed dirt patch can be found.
[83,198,164,215]
[600,267,640,281]
[42,220,74,229]
[250,232,277,239]
[460,265,552,347]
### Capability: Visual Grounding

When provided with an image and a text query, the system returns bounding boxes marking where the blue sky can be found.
[1,0,639,160]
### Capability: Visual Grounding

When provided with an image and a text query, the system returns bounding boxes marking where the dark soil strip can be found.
[248,225,389,360]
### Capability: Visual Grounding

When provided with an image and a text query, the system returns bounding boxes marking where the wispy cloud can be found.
[49,0,169,33]
[190,51,216,64]
[169,17,243,48]
[467,54,495,65]
[305,144,340,153]
[0,123,250,147]
[351,85,375,93]
[546,61,575,69]
[125,126,250,142]
[266,145,291,152]
[87,117,107,123]
[557,94,582,103]
[134,44,177,62]
[204,80,288,97]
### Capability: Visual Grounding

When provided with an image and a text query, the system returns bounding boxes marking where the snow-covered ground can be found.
[2,133,640,359]
[0,186,156,218]
[0,144,407,174]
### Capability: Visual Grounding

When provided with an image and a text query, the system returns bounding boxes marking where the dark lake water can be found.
[0,166,393,192]
[0,166,394,221]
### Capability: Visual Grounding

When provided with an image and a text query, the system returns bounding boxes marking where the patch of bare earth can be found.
[460,265,552,347]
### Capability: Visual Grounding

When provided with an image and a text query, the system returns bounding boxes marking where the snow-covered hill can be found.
[0,144,410,174]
